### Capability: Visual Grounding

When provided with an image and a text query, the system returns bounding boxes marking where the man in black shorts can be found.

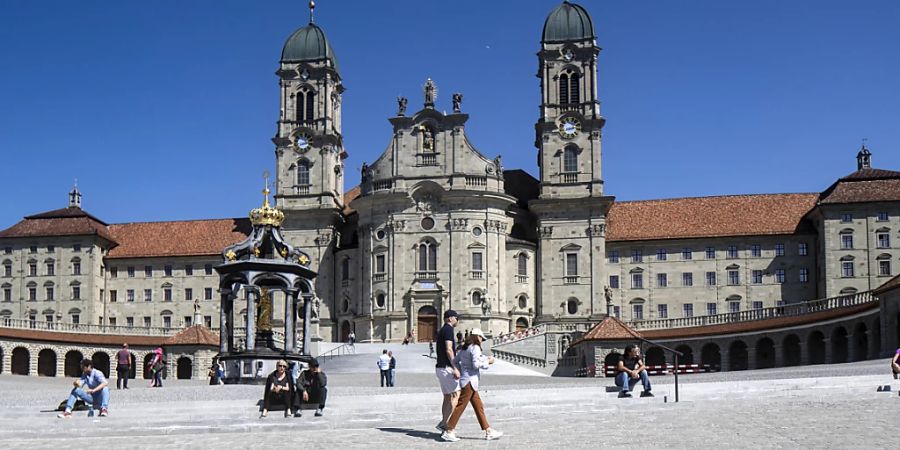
[435,309,461,431]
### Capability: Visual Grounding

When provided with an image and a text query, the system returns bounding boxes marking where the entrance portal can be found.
[340,321,351,343]
[417,305,438,342]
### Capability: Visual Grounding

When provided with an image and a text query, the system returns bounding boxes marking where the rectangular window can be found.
[752,301,764,310]
[205,264,213,275]
[186,265,194,276]
[613,306,621,318]
[375,254,386,274]
[631,250,642,263]
[681,248,692,260]
[205,288,213,300]
[127,289,135,302]
[184,316,192,327]
[144,266,153,277]
[3,288,11,302]
[47,245,54,253]
[108,317,116,327]
[471,252,483,271]
[46,263,54,276]
[110,290,117,303]
[683,303,694,318]
[877,233,890,248]
[631,273,643,289]
[164,288,172,302]
[705,247,715,259]
[71,314,79,325]
[29,264,37,276]
[185,288,193,301]
[46,287,54,301]
[632,304,644,320]
[73,244,81,252]
[565,254,578,277]
[110,267,117,278]
[164,265,172,277]
[3,264,11,277]
[726,245,738,259]
[608,251,619,263]
[144,289,152,302]
[204,316,212,328]
[163,316,171,329]
[72,286,80,299]
[609,275,619,289]
[682,272,693,286]
[841,261,854,277]
[707,303,717,316]
[127,266,135,278]
[30,246,37,254]
[799,268,809,283]
[706,271,717,286]
[727,270,740,285]
[775,269,786,283]
[841,234,853,250]
[3,246,10,254]
[656,249,667,261]
[143,316,151,328]
[29,287,37,301]
[841,213,852,223]
[73,261,81,275]
[798,243,808,256]
[877,212,889,221]
[729,301,740,313]
[775,243,785,256]
[752,270,763,284]
[750,245,761,257]
[879,260,892,276]
[657,304,668,319]
[126,317,134,327]
[656,273,667,288]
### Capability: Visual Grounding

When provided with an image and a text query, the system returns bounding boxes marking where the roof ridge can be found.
[612,192,819,204]
[109,217,247,226]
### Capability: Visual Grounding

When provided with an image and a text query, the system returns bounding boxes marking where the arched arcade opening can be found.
[729,340,748,371]
[756,337,776,369]
[831,327,848,363]
[782,334,801,366]
[11,347,29,375]
[37,349,57,377]
[808,331,826,364]
[176,356,193,380]
[65,350,83,377]
[701,343,721,371]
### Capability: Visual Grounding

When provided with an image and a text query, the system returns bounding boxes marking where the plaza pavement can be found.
[0,355,897,449]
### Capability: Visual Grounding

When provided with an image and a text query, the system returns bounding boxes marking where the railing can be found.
[0,318,181,336]
[515,274,528,284]
[465,176,487,187]
[295,185,310,195]
[470,271,483,280]
[560,173,579,183]
[563,276,579,284]
[492,349,546,368]
[373,180,392,191]
[415,271,438,280]
[319,343,353,360]
[628,291,876,331]
[494,324,547,345]
[373,273,386,282]
[419,154,438,166]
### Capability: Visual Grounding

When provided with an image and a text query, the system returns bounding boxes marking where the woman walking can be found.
[441,328,503,442]
[148,347,165,387]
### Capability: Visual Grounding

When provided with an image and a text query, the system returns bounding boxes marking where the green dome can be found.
[542,1,595,43]
[281,23,339,70]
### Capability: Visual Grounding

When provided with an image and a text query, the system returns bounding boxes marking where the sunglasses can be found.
[277,364,287,368]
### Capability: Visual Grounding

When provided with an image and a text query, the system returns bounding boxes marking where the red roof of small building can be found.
[606,193,818,242]
[573,316,643,345]
[166,325,219,346]
[106,218,251,259]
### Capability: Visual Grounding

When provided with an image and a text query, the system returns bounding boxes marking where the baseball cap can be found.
[443,309,460,319]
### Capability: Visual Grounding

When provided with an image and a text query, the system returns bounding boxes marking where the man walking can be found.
[377,349,391,387]
[115,343,131,389]
[435,309,461,432]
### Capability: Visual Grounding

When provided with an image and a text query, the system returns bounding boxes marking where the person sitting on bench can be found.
[616,344,653,398]
[260,359,294,418]
[295,358,327,417]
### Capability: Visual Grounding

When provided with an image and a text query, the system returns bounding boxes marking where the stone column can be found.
[245,288,257,352]
[0,350,9,374]
[219,288,231,354]
[823,338,832,364]
[798,341,809,366]
[720,348,730,372]
[284,289,297,353]
[302,295,312,355]
[746,346,757,370]
[772,345,784,367]
[864,331,876,361]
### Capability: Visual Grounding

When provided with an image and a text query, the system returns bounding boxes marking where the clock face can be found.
[559,117,581,139]
[295,134,310,151]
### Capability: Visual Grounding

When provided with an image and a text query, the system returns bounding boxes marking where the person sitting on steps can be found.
[260,359,294,418]
[294,358,327,417]
[616,344,653,398]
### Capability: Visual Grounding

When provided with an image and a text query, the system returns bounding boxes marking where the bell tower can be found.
[531,2,613,323]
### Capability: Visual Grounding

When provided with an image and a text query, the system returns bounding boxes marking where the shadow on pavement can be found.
[378,427,442,441]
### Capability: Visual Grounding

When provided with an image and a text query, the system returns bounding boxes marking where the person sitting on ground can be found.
[260,359,294,418]
[441,329,503,442]
[892,347,900,380]
[58,358,110,418]
[294,358,328,417]
[616,344,653,398]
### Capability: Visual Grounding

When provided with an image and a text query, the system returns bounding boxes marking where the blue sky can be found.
[1,1,898,227]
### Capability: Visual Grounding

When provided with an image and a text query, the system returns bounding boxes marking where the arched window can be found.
[296,88,316,122]
[569,72,580,104]
[305,90,315,121]
[559,73,569,104]
[517,253,528,276]
[563,146,578,173]
[417,241,437,272]
[297,160,310,186]
[518,294,527,309]
[341,258,350,281]
[567,298,578,315]
[471,291,482,306]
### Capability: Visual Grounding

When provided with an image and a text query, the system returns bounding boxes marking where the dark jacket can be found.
[264,370,294,399]
[389,357,396,370]
[296,370,327,395]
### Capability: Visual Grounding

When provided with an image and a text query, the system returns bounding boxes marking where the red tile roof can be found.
[573,316,643,345]
[818,179,900,205]
[166,325,219,346]
[106,219,250,259]
[873,274,900,295]
[343,186,361,215]
[606,193,818,242]
[0,327,167,347]
[0,207,117,244]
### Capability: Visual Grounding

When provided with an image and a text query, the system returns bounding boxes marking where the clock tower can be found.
[530,1,614,322]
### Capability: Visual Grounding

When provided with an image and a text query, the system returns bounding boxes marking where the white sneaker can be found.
[485,428,504,440]
[441,430,460,442]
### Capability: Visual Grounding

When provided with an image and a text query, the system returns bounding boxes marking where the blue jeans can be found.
[66,386,109,411]
[380,370,389,387]
[389,369,396,387]
[615,370,651,393]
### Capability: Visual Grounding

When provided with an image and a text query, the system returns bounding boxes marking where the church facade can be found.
[1,2,899,343]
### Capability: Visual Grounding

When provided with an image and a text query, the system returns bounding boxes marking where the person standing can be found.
[348,331,356,353]
[115,343,131,390]
[148,347,166,387]
[441,329,503,441]
[377,349,391,387]
[57,359,110,418]
[388,351,397,387]
[435,309,461,432]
